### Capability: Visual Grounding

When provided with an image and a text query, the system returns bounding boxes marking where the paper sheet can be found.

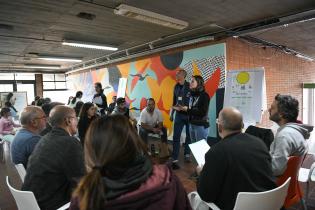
[189,139,210,166]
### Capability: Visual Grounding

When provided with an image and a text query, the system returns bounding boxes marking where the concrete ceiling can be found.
[0,0,314,72]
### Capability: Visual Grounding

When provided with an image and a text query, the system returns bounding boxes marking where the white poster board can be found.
[224,68,266,125]
[117,78,128,98]
[0,92,28,118]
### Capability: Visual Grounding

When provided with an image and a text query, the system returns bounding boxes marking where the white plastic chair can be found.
[6,176,40,210]
[189,178,291,210]
[299,161,315,205]
[15,163,26,182]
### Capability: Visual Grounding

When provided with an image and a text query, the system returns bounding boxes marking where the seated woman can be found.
[70,115,191,210]
[77,102,97,146]
[0,107,20,142]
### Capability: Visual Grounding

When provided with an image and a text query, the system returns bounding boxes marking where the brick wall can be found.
[226,37,315,127]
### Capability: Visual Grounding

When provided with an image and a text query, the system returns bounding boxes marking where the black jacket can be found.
[93,91,108,113]
[197,133,276,210]
[22,127,85,210]
[172,81,190,115]
[187,90,210,127]
[78,116,96,146]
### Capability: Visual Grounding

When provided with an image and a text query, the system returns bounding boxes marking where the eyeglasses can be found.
[216,118,220,124]
[35,116,47,120]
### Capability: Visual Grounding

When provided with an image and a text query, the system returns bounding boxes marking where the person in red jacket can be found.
[70,115,191,210]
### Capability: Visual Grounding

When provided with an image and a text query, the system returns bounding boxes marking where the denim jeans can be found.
[172,113,191,161]
[190,124,209,143]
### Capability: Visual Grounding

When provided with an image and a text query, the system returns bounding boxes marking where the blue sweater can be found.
[11,128,41,168]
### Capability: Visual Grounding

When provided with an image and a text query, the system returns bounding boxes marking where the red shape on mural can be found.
[150,57,177,84]
[140,97,148,110]
[205,67,221,98]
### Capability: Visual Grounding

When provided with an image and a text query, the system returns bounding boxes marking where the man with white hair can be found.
[11,106,47,168]
[22,105,85,210]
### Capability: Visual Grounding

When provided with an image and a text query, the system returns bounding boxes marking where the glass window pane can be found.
[55,82,67,89]
[43,74,55,81]
[55,74,65,81]
[16,84,35,105]
[15,73,35,80]
[43,82,55,89]
[0,84,13,92]
[43,90,72,104]
[0,73,14,80]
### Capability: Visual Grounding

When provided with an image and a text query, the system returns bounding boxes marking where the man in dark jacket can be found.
[22,105,85,210]
[197,107,276,210]
[170,69,191,169]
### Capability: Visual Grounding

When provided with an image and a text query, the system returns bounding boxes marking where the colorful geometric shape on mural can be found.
[160,51,183,70]
[205,67,221,98]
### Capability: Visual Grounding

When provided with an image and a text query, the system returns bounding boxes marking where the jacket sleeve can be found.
[197,145,228,203]
[187,93,210,117]
[269,134,292,176]
[101,94,108,110]
[63,139,86,188]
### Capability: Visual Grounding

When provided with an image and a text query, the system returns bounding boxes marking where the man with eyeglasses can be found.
[23,105,85,210]
[11,106,47,168]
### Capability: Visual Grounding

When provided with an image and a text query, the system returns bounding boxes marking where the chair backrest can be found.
[6,176,40,210]
[15,164,26,182]
[233,177,291,210]
[276,155,304,208]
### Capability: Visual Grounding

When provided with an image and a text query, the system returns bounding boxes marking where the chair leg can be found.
[301,199,307,210]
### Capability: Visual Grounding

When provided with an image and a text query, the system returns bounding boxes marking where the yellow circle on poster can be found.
[236,72,250,84]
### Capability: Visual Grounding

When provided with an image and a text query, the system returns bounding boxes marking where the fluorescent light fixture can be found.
[296,54,314,61]
[114,4,189,30]
[24,64,61,69]
[37,56,82,62]
[62,40,118,51]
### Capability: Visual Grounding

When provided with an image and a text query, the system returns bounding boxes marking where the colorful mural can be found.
[68,43,226,138]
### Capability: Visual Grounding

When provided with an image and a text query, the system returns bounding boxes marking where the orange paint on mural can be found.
[117,63,131,78]
[205,67,221,98]
[192,61,201,76]
[160,76,176,110]
[147,77,162,103]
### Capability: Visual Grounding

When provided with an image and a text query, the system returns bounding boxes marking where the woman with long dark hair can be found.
[70,115,191,210]
[174,75,210,142]
[77,102,97,146]
[68,91,83,108]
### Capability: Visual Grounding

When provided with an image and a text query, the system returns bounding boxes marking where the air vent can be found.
[0,23,14,30]
[76,12,96,20]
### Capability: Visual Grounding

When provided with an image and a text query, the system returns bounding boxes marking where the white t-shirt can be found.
[139,108,163,127]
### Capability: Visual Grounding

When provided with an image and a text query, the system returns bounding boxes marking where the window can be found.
[43,74,67,90]
[15,73,35,80]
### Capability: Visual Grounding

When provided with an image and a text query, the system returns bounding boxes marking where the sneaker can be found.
[184,155,191,163]
[172,160,180,170]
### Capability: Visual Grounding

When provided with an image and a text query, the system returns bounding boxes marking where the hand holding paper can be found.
[189,139,210,166]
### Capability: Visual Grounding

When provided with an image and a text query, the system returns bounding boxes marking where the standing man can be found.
[197,107,276,210]
[11,106,47,168]
[269,94,312,176]
[139,98,167,145]
[22,105,85,210]
[170,69,191,169]
[92,82,108,116]
[107,95,117,114]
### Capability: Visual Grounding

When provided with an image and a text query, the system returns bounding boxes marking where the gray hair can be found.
[20,106,43,126]
[49,105,75,127]
[220,107,243,131]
